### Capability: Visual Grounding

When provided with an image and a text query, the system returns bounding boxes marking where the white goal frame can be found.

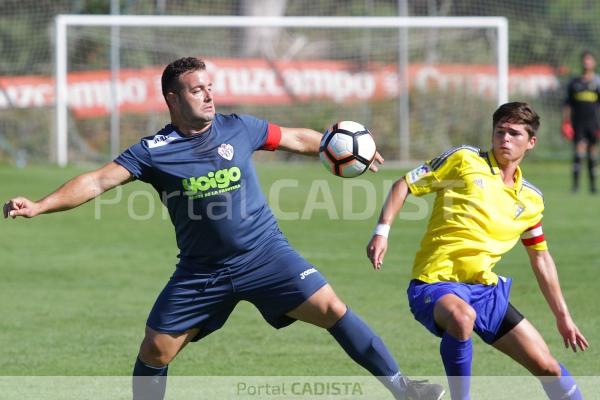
[55,15,508,166]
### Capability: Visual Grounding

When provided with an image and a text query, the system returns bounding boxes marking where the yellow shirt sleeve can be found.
[405,147,469,196]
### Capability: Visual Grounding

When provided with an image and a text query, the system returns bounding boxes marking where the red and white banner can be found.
[0,58,561,118]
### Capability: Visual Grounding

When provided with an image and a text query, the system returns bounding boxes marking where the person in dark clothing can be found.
[562,50,600,193]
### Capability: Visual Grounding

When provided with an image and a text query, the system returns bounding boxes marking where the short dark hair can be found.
[581,50,595,60]
[492,102,540,137]
[161,57,207,99]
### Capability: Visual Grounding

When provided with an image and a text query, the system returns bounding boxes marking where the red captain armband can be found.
[520,222,545,247]
[261,123,282,151]
[561,121,574,141]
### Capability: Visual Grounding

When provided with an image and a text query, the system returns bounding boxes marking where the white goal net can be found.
[54,15,507,166]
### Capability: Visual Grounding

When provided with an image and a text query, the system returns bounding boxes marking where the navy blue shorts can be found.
[407,276,512,344]
[146,239,328,341]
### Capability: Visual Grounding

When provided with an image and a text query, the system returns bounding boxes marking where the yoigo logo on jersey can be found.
[299,268,318,280]
[182,167,242,199]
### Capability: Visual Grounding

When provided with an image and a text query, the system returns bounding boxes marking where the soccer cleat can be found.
[401,377,446,400]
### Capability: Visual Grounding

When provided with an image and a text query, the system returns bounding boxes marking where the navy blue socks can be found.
[132,356,169,400]
[328,308,408,398]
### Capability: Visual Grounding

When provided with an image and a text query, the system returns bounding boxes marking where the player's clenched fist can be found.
[3,197,39,219]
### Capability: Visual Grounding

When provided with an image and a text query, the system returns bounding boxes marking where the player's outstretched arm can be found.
[3,161,133,219]
[526,247,589,352]
[366,177,410,270]
[278,127,384,171]
[278,127,322,155]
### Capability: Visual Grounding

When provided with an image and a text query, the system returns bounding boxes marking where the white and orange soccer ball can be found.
[319,121,377,178]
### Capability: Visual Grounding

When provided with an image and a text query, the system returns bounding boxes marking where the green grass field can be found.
[1,160,598,382]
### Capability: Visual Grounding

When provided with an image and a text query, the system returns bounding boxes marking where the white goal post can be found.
[55,15,508,167]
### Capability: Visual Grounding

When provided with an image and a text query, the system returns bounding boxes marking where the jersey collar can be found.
[166,124,186,138]
[485,150,524,193]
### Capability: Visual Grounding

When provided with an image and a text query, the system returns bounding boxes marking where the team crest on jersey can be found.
[514,202,525,219]
[218,143,234,160]
[473,178,485,189]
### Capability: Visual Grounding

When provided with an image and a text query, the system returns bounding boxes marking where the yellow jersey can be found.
[405,145,547,285]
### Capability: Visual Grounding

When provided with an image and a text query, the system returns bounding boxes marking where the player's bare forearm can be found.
[278,127,323,155]
[39,162,133,214]
[378,177,410,225]
[527,248,589,351]
[527,249,570,319]
[4,175,97,219]
[366,177,409,270]
[36,173,105,214]
[4,162,132,219]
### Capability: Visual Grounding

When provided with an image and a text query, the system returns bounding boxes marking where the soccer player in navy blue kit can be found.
[4,57,444,400]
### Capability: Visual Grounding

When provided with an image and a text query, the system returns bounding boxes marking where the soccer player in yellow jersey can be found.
[367,102,589,400]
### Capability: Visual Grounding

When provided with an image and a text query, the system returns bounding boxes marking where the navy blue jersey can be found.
[114,113,283,268]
